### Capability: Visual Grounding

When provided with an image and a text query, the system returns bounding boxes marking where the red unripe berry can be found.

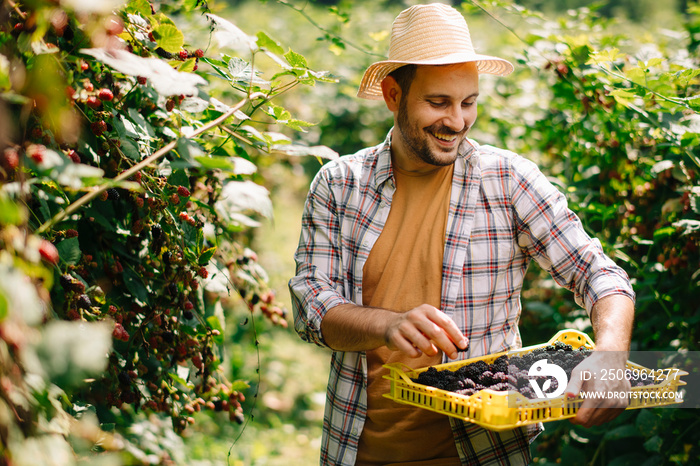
[65,229,79,238]
[80,61,89,71]
[194,49,204,58]
[184,301,194,311]
[197,266,208,279]
[178,50,188,60]
[65,86,76,99]
[2,148,19,170]
[91,120,108,136]
[99,190,109,201]
[66,149,81,163]
[169,193,180,205]
[177,186,190,197]
[137,76,147,85]
[84,82,94,92]
[38,239,59,265]
[31,127,43,139]
[97,88,114,101]
[165,99,175,112]
[86,96,102,109]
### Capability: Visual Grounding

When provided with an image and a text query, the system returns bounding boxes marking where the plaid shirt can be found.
[289,131,635,465]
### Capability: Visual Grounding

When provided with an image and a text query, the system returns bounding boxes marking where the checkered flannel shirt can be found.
[289,131,635,465]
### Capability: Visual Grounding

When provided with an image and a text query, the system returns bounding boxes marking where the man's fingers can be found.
[565,368,584,398]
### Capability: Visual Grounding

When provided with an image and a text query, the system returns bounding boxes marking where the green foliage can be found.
[0,0,336,463]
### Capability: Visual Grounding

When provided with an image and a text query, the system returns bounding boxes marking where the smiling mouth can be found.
[430,130,459,143]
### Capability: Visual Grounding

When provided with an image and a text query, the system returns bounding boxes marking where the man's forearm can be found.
[320,303,395,352]
[590,294,635,351]
[320,303,468,359]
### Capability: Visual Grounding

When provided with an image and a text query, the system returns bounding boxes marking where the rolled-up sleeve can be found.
[289,168,353,348]
[510,156,635,313]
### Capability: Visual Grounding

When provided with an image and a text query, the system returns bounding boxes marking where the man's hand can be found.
[321,303,468,359]
[565,350,631,427]
[384,304,468,360]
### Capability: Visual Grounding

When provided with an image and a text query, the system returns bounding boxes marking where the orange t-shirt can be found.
[356,163,460,466]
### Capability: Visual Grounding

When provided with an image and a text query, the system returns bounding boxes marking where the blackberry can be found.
[492,355,509,374]
[76,294,92,309]
[107,188,120,200]
[479,371,495,386]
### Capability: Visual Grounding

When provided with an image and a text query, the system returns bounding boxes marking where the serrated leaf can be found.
[284,49,308,69]
[178,57,197,73]
[256,31,285,55]
[56,237,81,266]
[199,247,217,266]
[127,0,151,16]
[80,48,206,96]
[206,13,256,52]
[153,24,184,53]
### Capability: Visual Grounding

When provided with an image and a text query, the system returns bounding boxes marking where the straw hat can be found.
[357,3,514,100]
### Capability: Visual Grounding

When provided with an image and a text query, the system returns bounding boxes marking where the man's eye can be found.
[428,101,446,107]
[462,100,476,107]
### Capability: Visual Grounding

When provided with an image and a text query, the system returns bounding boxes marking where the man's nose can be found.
[442,104,466,132]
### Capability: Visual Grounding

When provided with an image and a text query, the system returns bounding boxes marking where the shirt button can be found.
[351,428,358,436]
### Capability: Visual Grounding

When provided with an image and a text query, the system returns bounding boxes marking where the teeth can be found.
[433,132,456,142]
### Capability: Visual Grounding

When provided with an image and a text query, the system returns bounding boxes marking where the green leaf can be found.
[603,424,642,440]
[284,49,307,69]
[206,315,224,344]
[168,372,195,389]
[643,435,663,452]
[193,155,235,171]
[153,24,184,54]
[56,237,81,266]
[230,380,250,392]
[123,268,150,306]
[127,0,151,16]
[198,246,216,266]
[0,195,26,225]
[178,57,197,73]
[256,31,285,55]
[653,226,676,239]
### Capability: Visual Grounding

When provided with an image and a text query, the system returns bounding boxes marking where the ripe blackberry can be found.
[107,188,120,200]
[76,294,92,309]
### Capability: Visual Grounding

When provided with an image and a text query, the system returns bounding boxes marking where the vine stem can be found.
[36,94,262,235]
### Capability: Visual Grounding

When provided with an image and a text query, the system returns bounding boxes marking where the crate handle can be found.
[547,329,595,349]
[383,362,419,381]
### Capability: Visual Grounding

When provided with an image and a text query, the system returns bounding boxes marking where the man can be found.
[289,3,635,465]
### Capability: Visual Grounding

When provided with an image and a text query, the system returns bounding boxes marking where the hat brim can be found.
[357,53,514,100]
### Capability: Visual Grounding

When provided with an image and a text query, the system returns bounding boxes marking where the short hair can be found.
[387,64,417,95]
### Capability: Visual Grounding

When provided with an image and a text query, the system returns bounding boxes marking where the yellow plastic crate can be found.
[383,329,687,431]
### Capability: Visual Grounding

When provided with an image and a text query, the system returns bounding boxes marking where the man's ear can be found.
[381,75,401,112]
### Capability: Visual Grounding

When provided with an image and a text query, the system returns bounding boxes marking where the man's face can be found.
[389,62,479,171]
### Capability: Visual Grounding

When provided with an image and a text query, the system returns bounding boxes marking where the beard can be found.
[395,97,466,167]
